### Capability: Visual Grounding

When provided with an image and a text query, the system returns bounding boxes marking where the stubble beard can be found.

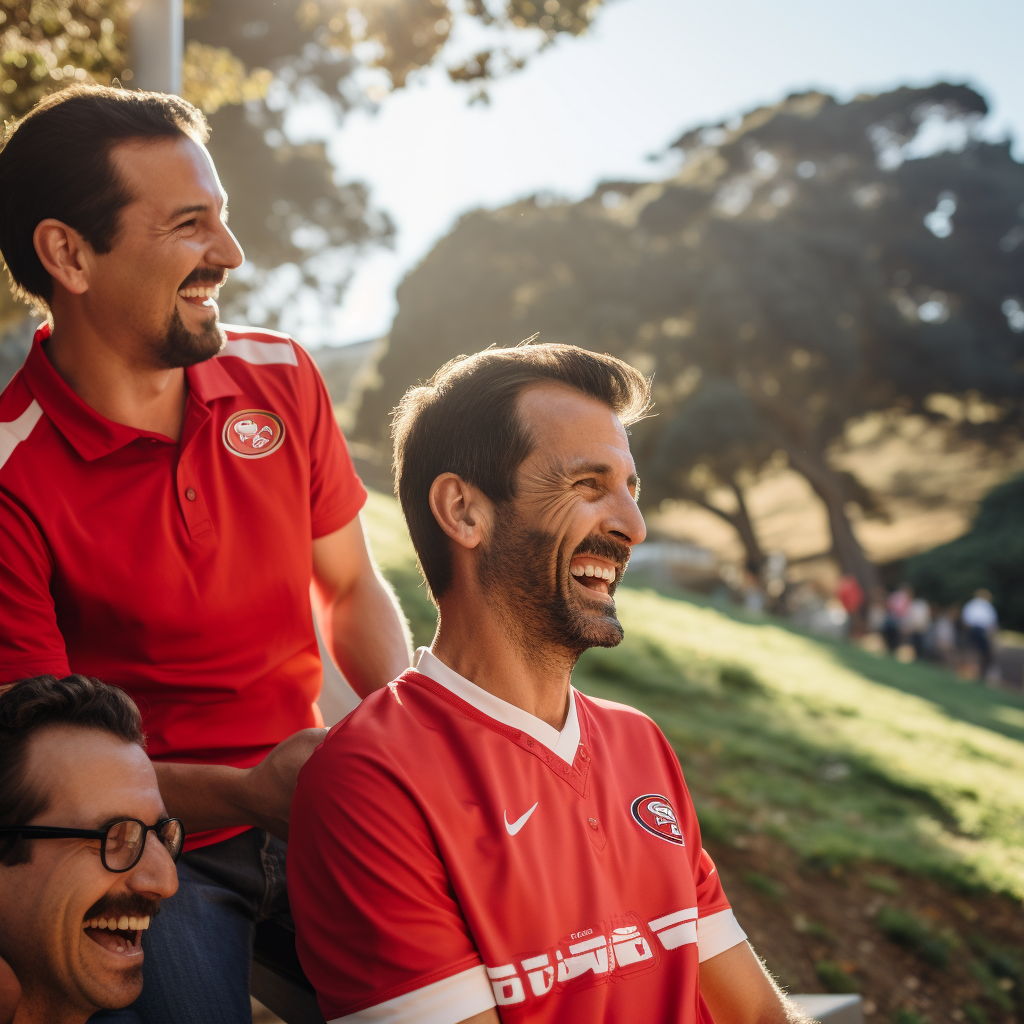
[478,505,626,664]
[152,305,225,369]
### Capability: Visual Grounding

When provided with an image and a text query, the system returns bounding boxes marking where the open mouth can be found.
[83,914,150,957]
[569,555,620,600]
[177,283,221,310]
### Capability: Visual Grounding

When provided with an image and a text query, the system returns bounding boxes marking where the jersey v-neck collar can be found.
[413,647,581,765]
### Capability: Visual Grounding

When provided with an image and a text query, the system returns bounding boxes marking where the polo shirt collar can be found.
[22,323,241,461]
[413,647,581,765]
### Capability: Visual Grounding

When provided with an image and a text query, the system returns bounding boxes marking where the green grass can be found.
[362,490,1024,901]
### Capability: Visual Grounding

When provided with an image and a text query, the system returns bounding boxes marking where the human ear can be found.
[428,473,491,550]
[33,219,91,296]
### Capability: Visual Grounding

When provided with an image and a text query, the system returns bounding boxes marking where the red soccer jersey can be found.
[289,650,746,1023]
[0,324,366,848]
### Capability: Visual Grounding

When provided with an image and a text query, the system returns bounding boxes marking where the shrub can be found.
[874,907,959,968]
[814,960,859,993]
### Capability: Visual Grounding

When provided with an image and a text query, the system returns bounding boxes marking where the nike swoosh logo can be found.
[504,802,539,836]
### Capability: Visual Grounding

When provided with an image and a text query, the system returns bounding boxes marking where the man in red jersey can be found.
[0,86,410,1023]
[289,345,807,1023]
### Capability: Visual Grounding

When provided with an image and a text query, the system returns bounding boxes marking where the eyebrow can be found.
[167,194,229,223]
[567,461,639,488]
[168,204,209,220]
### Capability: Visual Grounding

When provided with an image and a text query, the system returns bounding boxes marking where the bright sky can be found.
[287,0,1024,346]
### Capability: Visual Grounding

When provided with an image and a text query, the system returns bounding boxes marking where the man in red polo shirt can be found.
[0,86,410,1022]
[289,346,806,1022]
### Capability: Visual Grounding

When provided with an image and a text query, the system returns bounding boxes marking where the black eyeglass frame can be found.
[0,817,184,873]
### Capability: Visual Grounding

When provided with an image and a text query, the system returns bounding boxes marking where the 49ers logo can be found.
[222,410,285,459]
[630,793,684,845]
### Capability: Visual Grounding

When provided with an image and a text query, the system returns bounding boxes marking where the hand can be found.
[239,728,328,841]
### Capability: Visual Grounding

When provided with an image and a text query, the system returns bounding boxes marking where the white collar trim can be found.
[413,647,581,765]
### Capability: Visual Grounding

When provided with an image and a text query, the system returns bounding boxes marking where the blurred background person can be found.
[903,591,932,661]
[882,586,912,655]
[962,588,1000,682]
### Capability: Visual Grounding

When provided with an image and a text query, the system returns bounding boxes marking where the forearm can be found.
[322,567,412,698]
[700,942,812,1024]
[152,761,253,835]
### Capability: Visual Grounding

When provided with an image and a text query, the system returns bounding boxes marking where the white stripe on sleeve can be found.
[0,400,43,472]
[332,965,496,1024]
[697,909,748,963]
[219,338,298,366]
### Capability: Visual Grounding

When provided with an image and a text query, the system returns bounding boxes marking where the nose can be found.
[210,218,244,271]
[606,487,646,549]
[127,832,179,900]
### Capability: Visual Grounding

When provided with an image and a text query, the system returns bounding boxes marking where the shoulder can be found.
[216,324,308,369]
[576,690,658,728]
[306,678,444,774]
[212,325,329,413]
[575,691,679,759]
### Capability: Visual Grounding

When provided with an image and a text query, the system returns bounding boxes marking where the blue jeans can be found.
[91,828,292,1024]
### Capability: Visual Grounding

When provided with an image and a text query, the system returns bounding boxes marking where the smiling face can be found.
[478,383,647,657]
[83,134,244,370]
[0,726,178,1021]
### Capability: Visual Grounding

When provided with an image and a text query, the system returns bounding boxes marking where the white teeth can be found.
[118,915,130,931]
[141,915,150,930]
[178,285,219,299]
[128,917,138,930]
[107,917,118,930]
[571,562,616,581]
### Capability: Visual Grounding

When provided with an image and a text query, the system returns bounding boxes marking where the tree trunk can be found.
[684,479,767,575]
[783,444,880,595]
[742,385,881,597]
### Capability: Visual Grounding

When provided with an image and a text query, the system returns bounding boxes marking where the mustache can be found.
[572,534,632,572]
[83,893,163,922]
[178,267,227,290]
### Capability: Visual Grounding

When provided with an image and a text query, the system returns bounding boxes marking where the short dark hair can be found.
[0,675,145,866]
[392,342,652,601]
[0,84,209,307]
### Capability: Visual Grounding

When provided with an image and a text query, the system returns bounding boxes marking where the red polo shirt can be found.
[0,324,366,848]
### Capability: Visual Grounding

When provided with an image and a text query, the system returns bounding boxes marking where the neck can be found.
[431,595,577,731]
[46,307,187,442]
[12,990,88,1024]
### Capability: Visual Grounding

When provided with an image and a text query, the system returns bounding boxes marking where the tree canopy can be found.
[0,0,605,332]
[352,83,1024,591]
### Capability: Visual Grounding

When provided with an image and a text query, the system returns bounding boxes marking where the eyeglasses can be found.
[0,818,184,872]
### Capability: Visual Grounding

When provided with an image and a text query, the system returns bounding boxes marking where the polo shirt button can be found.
[588,817,599,830]
[185,487,196,501]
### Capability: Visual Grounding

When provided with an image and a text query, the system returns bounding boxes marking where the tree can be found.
[352,83,1024,593]
[907,472,1024,631]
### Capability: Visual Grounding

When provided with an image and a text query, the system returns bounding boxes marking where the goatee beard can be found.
[478,506,627,663]
[153,306,225,369]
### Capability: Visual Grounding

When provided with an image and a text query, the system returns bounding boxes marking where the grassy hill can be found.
[361,489,1024,1021]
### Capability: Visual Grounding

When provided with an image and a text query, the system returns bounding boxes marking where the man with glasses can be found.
[0,674,180,1024]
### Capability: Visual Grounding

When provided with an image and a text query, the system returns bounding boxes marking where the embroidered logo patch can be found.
[630,793,684,845]
[222,410,285,459]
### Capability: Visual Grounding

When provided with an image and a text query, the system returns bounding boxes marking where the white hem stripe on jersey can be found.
[696,908,748,963]
[414,647,581,764]
[0,399,43,472]
[332,964,495,1024]
[218,338,298,366]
